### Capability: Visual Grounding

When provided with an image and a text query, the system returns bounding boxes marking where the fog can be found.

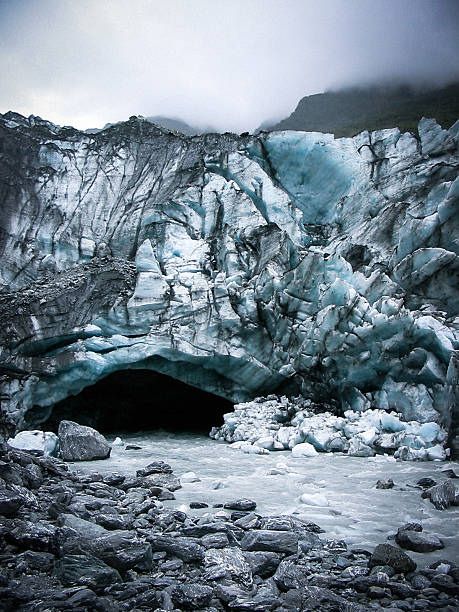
[0,0,458,132]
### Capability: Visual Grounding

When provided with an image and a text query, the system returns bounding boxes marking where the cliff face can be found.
[0,112,458,449]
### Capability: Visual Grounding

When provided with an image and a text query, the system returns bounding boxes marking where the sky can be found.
[0,0,458,132]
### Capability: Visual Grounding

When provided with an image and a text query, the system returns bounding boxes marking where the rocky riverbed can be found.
[1,435,458,611]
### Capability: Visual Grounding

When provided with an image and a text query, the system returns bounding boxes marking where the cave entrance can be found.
[42,369,234,434]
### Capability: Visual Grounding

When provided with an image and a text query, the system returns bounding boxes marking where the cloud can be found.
[0,0,458,132]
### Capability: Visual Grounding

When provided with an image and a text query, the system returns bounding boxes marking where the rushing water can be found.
[70,431,459,568]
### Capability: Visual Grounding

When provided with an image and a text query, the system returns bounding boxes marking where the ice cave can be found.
[35,369,233,433]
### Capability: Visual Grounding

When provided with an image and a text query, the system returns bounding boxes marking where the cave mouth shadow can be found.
[42,369,234,434]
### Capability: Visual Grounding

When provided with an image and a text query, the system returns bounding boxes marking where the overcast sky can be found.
[0,0,458,132]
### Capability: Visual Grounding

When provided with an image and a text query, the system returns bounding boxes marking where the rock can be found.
[54,554,122,593]
[136,461,173,476]
[240,530,298,555]
[92,531,153,571]
[6,519,60,553]
[201,532,229,549]
[147,535,204,562]
[376,479,394,489]
[190,501,208,509]
[429,480,456,509]
[442,468,458,478]
[369,544,416,573]
[171,583,213,609]
[243,551,281,578]
[58,421,111,461]
[273,559,307,591]
[396,529,444,552]
[417,477,436,488]
[224,499,257,511]
[205,547,252,587]
[0,490,24,516]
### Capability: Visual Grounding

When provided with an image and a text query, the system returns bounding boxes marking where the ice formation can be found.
[210,395,450,461]
[0,112,458,456]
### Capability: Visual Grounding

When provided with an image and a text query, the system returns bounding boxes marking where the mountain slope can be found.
[267,83,459,136]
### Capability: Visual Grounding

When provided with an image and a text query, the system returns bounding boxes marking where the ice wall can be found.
[0,112,458,451]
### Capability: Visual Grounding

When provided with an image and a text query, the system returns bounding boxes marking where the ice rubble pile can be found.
[210,396,449,461]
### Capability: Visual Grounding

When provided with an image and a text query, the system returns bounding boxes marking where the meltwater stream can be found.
[70,431,459,568]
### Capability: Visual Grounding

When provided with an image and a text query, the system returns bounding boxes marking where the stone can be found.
[369,544,416,573]
[0,490,24,516]
[243,551,282,578]
[417,477,436,488]
[429,480,457,509]
[171,583,213,609]
[273,559,307,591]
[54,554,122,593]
[395,530,444,552]
[205,547,253,587]
[136,461,173,476]
[240,530,298,555]
[224,499,257,511]
[376,479,394,489]
[58,421,111,461]
[147,534,204,562]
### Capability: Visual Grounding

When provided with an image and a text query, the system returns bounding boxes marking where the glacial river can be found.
[70,431,459,568]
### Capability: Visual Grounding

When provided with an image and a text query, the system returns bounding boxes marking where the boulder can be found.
[171,583,213,610]
[0,489,24,516]
[369,543,416,573]
[54,553,121,593]
[58,421,111,461]
[395,529,444,552]
[224,498,257,511]
[241,530,298,555]
[429,480,457,510]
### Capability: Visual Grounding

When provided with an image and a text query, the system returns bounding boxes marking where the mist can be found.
[0,0,458,132]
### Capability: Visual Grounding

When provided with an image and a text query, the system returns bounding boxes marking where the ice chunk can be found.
[418,422,440,443]
[426,444,448,461]
[380,412,405,432]
[300,492,329,506]
[181,471,200,483]
[135,239,161,273]
[8,430,59,456]
[347,437,375,457]
[112,436,124,446]
[291,442,319,457]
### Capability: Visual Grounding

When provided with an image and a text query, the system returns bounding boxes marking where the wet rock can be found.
[54,553,122,593]
[240,530,298,554]
[0,490,24,516]
[430,573,459,595]
[224,499,257,512]
[273,559,307,591]
[16,550,56,573]
[136,461,173,476]
[442,468,458,478]
[190,501,209,509]
[92,531,153,572]
[417,477,436,488]
[369,544,416,573]
[395,529,444,552]
[202,532,230,549]
[243,551,281,578]
[411,573,431,590]
[102,473,125,486]
[205,547,252,587]
[376,478,394,489]
[171,583,213,609]
[228,593,282,610]
[125,445,142,450]
[235,513,261,530]
[6,519,60,553]
[58,420,111,461]
[428,480,457,509]
[147,534,204,562]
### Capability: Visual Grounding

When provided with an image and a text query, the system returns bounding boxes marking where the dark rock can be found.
[147,534,204,562]
[411,573,431,589]
[235,513,261,529]
[125,445,142,450]
[0,490,23,516]
[243,551,281,578]
[58,420,111,461]
[102,473,125,486]
[16,550,56,572]
[388,581,416,598]
[6,519,60,553]
[376,479,395,489]
[171,583,213,609]
[417,477,437,488]
[93,531,153,571]
[224,499,257,512]
[228,593,282,610]
[95,512,131,531]
[273,559,307,591]
[368,585,387,598]
[240,530,298,555]
[396,529,444,552]
[136,461,173,476]
[204,547,252,587]
[54,553,122,593]
[430,573,459,595]
[441,469,458,478]
[369,544,416,573]
[65,587,98,608]
[202,532,230,549]
[0,461,23,486]
[190,501,209,509]
[429,480,457,509]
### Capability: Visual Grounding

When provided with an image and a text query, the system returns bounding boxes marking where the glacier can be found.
[0,112,458,456]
